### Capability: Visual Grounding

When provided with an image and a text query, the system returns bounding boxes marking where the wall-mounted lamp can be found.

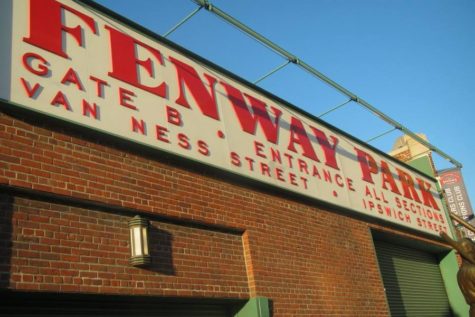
[128,215,151,267]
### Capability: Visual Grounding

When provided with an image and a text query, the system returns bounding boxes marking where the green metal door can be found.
[374,240,452,317]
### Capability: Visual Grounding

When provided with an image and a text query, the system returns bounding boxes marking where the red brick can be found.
[0,112,448,316]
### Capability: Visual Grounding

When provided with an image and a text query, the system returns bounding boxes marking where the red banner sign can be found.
[0,0,450,236]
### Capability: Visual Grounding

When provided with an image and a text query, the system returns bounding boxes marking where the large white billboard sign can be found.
[0,0,449,236]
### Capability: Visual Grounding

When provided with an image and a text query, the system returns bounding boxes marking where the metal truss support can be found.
[163,6,203,38]
[366,127,398,143]
[192,0,462,168]
[318,99,352,118]
[253,61,291,84]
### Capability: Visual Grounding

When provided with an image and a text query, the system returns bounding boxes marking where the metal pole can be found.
[318,99,352,118]
[192,0,462,169]
[450,212,475,236]
[366,127,398,143]
[253,61,290,84]
[191,0,298,61]
[163,6,203,38]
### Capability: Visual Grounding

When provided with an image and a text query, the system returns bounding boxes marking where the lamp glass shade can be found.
[142,227,149,255]
[128,215,151,266]
[132,226,143,256]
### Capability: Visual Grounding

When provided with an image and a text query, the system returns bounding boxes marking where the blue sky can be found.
[95,0,475,207]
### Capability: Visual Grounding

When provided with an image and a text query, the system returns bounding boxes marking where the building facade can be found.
[0,0,469,316]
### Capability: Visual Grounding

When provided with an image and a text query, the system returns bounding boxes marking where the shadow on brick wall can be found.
[148,226,175,275]
[269,299,274,317]
[0,194,13,289]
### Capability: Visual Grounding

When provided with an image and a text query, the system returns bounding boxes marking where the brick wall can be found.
[0,109,448,316]
[1,195,248,298]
